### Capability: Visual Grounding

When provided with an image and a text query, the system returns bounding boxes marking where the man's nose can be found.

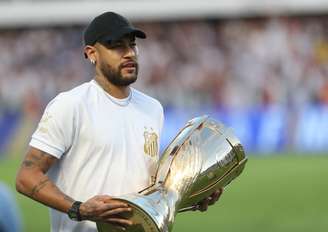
[124,46,137,59]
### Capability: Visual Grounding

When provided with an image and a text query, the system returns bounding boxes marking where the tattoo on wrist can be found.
[53,186,74,203]
[63,195,74,203]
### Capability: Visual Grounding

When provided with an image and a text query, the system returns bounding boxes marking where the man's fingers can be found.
[94,195,112,201]
[107,218,134,226]
[84,201,129,216]
[208,196,216,206]
[199,197,209,212]
[101,201,130,211]
[208,189,223,205]
[100,207,132,218]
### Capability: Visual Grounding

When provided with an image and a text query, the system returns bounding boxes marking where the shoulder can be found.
[47,81,94,110]
[40,82,96,122]
[58,81,94,102]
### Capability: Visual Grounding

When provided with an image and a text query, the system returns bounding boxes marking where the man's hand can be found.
[194,188,224,212]
[80,195,133,229]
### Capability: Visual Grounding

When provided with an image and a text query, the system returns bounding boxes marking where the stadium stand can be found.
[0,1,327,154]
[0,16,327,153]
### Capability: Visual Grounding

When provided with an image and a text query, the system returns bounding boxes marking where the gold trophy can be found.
[97,116,247,232]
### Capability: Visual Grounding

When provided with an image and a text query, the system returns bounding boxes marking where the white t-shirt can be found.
[29,80,164,232]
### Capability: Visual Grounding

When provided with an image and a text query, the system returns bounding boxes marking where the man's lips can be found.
[121,61,137,68]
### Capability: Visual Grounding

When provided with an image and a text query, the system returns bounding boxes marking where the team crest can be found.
[143,127,159,158]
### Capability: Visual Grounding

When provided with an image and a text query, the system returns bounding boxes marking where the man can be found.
[16,12,222,232]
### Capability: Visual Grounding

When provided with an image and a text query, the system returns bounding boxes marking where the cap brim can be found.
[100,26,146,43]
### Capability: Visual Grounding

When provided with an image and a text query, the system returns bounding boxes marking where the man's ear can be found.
[84,45,97,62]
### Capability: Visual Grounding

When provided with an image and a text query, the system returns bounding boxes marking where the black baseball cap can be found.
[83,12,146,47]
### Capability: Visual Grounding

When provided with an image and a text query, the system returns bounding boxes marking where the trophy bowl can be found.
[97,115,247,232]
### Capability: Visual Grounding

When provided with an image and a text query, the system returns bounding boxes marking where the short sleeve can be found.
[29,94,76,158]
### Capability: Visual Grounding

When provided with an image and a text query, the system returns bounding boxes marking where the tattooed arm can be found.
[16,147,133,227]
[16,147,74,213]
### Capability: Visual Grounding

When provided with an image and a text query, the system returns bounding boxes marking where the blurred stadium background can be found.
[0,0,327,231]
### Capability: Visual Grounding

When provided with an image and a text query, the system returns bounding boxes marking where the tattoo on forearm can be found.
[30,177,74,207]
[31,178,50,197]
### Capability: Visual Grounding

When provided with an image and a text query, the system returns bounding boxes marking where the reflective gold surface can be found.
[97,116,247,232]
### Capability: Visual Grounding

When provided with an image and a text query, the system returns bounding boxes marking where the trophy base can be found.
[96,198,161,232]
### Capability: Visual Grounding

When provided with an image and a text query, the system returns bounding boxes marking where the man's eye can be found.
[130,42,136,47]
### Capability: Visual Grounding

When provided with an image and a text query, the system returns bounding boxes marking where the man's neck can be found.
[94,75,130,99]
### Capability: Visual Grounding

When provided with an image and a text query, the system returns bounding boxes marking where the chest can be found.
[77,101,160,158]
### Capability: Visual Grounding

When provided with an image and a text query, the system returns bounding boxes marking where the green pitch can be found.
[1,154,327,232]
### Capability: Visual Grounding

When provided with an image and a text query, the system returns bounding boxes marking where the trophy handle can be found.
[178,205,198,213]
[177,195,215,213]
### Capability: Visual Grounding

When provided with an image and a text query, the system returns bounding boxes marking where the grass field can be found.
[1,154,327,232]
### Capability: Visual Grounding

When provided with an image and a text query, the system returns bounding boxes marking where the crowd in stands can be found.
[136,16,328,110]
[0,16,327,119]
[0,27,89,118]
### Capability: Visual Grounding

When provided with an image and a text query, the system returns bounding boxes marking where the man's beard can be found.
[100,61,138,86]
